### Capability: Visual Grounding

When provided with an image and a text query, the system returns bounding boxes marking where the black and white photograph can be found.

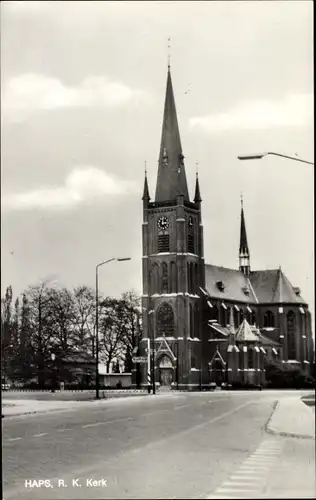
[1,1,314,499]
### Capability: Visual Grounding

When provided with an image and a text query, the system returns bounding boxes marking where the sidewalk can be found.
[266,395,315,439]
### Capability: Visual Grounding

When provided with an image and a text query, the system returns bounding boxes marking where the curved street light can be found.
[95,257,131,399]
[237,152,314,165]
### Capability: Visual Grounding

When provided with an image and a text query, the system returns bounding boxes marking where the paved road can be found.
[3,390,315,499]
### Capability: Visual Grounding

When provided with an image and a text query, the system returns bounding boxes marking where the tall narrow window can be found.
[161,262,168,294]
[194,263,198,294]
[187,216,195,253]
[264,310,275,327]
[220,305,226,327]
[170,261,177,293]
[233,308,239,327]
[151,263,159,294]
[157,302,175,337]
[194,304,199,338]
[157,216,170,253]
[240,309,244,323]
[190,263,194,294]
[248,348,254,369]
[187,263,191,293]
[211,305,218,322]
[189,304,194,337]
[287,310,296,359]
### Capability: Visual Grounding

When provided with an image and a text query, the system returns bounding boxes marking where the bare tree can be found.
[99,297,126,372]
[72,285,95,355]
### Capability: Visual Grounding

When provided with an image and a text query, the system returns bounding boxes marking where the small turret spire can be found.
[142,162,150,201]
[194,166,202,203]
[239,196,250,275]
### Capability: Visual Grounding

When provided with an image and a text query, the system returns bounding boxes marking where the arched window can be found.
[157,302,175,337]
[161,262,168,294]
[211,305,218,322]
[240,309,244,323]
[264,310,275,327]
[194,304,199,338]
[187,217,195,253]
[239,349,244,371]
[151,263,159,294]
[287,310,296,359]
[233,308,239,328]
[170,261,177,293]
[187,263,191,294]
[219,305,226,327]
[248,347,254,368]
[190,263,194,294]
[194,263,198,294]
[189,304,194,337]
[246,309,252,324]
[251,311,256,325]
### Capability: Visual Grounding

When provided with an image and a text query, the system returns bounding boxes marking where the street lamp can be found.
[148,309,156,395]
[2,343,13,387]
[237,152,314,165]
[51,353,56,392]
[95,257,131,399]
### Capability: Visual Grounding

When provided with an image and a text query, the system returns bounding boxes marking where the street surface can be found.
[3,390,315,499]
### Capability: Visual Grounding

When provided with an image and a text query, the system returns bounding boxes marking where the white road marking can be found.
[82,417,132,428]
[174,405,189,410]
[7,437,22,441]
[221,481,260,488]
[230,475,263,482]
[32,433,48,437]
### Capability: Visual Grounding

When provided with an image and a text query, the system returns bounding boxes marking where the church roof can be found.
[249,268,306,304]
[258,332,281,347]
[236,319,260,342]
[155,67,190,202]
[205,264,257,303]
[205,264,306,305]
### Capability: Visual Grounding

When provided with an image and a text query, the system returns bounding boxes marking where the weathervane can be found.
[168,37,171,69]
[145,160,147,175]
[240,192,243,209]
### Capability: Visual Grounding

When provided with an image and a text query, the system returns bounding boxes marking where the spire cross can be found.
[240,192,243,208]
[145,160,147,175]
[168,37,171,69]
[196,162,199,176]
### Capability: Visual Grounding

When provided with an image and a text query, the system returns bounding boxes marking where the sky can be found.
[1,1,314,321]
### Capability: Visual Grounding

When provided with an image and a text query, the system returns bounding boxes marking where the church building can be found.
[132,65,314,390]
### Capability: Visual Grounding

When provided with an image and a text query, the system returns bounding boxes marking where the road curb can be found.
[264,399,315,440]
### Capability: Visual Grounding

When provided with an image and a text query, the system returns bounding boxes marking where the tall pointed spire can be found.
[142,162,150,202]
[239,195,250,275]
[194,170,202,203]
[155,67,190,202]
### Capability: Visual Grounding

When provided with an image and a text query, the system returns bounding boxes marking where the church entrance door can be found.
[158,356,174,387]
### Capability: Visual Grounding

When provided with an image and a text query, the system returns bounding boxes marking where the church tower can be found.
[140,65,206,390]
[239,197,251,276]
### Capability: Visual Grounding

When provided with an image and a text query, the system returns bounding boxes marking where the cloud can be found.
[2,73,149,122]
[189,93,313,133]
[2,166,137,211]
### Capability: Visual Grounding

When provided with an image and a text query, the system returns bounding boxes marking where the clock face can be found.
[157,216,169,230]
